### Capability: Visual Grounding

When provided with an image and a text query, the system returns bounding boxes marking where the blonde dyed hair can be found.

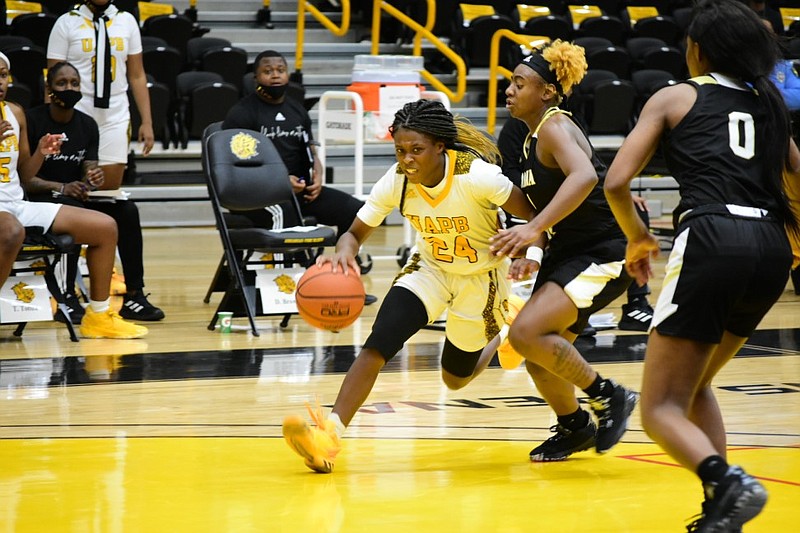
[540,39,588,96]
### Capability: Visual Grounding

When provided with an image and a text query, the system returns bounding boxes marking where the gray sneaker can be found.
[588,381,638,453]
[686,465,768,532]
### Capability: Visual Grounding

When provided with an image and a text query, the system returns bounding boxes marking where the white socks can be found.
[328,413,346,439]
[89,298,110,313]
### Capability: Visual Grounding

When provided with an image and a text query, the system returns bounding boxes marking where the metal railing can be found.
[371,0,467,104]
[294,0,352,78]
[486,29,550,135]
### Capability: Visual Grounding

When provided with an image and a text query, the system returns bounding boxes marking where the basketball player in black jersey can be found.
[605,1,799,530]
[490,40,639,463]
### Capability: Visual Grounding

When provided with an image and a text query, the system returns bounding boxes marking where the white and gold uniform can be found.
[358,150,513,351]
[47,4,142,164]
[0,103,61,228]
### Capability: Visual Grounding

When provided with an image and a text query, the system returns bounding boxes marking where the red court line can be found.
[619,448,800,487]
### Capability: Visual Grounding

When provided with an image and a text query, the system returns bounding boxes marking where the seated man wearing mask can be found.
[222,50,376,304]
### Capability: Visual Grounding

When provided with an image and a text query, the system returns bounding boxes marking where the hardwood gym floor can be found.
[0,225,798,532]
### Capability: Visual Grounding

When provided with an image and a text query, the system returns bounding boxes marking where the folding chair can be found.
[5,227,80,342]
[203,128,337,335]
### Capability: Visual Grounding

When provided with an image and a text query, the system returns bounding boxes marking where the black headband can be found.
[518,53,563,95]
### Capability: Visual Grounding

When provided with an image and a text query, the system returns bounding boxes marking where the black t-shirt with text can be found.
[25,104,100,184]
[222,94,313,180]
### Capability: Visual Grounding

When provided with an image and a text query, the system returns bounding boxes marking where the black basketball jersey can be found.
[664,74,782,221]
[520,108,623,257]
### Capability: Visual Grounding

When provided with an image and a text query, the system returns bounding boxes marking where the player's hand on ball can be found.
[316,253,360,276]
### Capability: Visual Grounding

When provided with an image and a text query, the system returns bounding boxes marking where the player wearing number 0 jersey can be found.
[605,1,799,528]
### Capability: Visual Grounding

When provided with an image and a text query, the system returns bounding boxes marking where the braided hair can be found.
[390,99,501,164]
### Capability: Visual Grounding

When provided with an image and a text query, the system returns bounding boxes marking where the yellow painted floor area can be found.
[0,438,797,532]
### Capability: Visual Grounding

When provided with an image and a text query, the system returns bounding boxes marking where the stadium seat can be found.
[176,71,239,147]
[199,46,248,94]
[573,36,613,54]
[586,78,636,134]
[631,68,676,116]
[4,45,47,106]
[586,45,631,78]
[569,68,619,128]
[626,36,668,68]
[129,79,172,150]
[202,128,337,335]
[631,16,680,45]
[9,11,57,49]
[524,15,573,41]
[577,15,627,45]
[185,36,232,70]
[455,5,517,69]
[6,81,33,108]
[141,13,194,61]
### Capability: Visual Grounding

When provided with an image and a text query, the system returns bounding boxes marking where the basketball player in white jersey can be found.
[282,99,536,473]
[0,52,146,339]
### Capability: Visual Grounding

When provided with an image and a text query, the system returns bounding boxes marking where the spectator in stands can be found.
[25,61,165,322]
[222,50,377,304]
[497,116,655,332]
[47,0,164,320]
[0,52,147,339]
[760,19,800,111]
[47,0,154,190]
[740,0,783,35]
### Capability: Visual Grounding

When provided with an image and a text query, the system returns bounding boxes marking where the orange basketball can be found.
[295,262,365,332]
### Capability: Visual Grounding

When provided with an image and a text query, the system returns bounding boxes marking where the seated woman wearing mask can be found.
[24,61,163,323]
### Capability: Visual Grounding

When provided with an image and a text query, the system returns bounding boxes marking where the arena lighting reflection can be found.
[0,329,797,388]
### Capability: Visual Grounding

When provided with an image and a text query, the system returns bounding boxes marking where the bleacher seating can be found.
[0,0,707,225]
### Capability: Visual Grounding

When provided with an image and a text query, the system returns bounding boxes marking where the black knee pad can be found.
[363,286,429,361]
[441,338,482,378]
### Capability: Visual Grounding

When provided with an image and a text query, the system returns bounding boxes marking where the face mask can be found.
[257,83,288,100]
[50,89,83,109]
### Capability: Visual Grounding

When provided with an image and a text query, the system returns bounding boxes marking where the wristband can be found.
[60,183,65,195]
[525,246,544,263]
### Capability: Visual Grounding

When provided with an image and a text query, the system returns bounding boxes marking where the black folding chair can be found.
[6,227,81,342]
[203,128,337,335]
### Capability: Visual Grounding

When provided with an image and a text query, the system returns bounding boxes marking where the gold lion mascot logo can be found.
[230,132,259,160]
[273,273,296,295]
[12,281,35,303]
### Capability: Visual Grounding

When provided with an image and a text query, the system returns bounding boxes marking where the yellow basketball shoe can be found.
[498,294,525,369]
[282,403,341,474]
[80,307,149,339]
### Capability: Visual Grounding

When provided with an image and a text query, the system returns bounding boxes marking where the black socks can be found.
[697,455,729,485]
[557,408,590,431]
[583,374,614,399]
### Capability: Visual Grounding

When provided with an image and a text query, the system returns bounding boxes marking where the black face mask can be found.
[50,89,83,110]
[256,83,288,100]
